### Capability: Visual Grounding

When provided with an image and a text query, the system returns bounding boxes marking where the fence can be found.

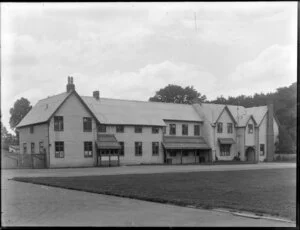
[2,153,46,169]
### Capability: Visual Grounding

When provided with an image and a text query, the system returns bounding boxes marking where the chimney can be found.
[66,76,75,93]
[93,90,100,100]
[266,103,274,162]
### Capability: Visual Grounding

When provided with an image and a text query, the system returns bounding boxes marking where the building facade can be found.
[16,77,279,168]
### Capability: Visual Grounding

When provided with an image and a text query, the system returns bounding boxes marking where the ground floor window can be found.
[119,142,124,156]
[23,143,27,154]
[260,144,265,156]
[220,144,231,156]
[169,150,177,157]
[152,142,159,156]
[135,142,142,156]
[31,142,35,154]
[84,142,93,158]
[182,151,189,156]
[55,142,64,158]
[39,141,44,154]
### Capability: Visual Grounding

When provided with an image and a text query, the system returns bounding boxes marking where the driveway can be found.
[1,162,296,180]
[1,179,295,227]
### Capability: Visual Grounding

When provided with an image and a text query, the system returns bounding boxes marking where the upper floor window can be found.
[260,144,265,156]
[98,124,106,133]
[169,124,176,135]
[217,122,223,133]
[248,124,253,134]
[23,143,27,154]
[54,116,64,131]
[220,144,230,156]
[31,142,35,154]
[135,126,142,133]
[116,125,124,133]
[30,126,34,134]
[182,124,188,136]
[83,117,92,132]
[119,142,124,156]
[84,141,93,158]
[152,127,159,134]
[135,142,142,156]
[39,141,44,154]
[55,141,64,158]
[227,123,233,134]
[194,125,200,136]
[152,142,159,156]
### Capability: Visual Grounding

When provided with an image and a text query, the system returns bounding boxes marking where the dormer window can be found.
[227,123,233,133]
[248,124,253,134]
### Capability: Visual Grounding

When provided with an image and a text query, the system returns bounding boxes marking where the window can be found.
[30,126,34,134]
[260,144,265,156]
[98,124,106,133]
[83,117,92,132]
[248,124,253,134]
[116,125,124,133]
[182,124,188,136]
[55,142,64,158]
[135,126,142,133]
[169,124,176,135]
[152,127,159,134]
[135,142,142,156]
[169,151,177,157]
[194,125,200,136]
[220,144,231,156]
[84,142,93,158]
[183,151,189,156]
[31,142,35,154]
[39,141,44,154]
[152,142,159,156]
[119,142,124,156]
[23,143,27,154]
[227,123,233,134]
[217,122,223,133]
[54,116,64,131]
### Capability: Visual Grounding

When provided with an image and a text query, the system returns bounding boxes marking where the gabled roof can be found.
[16,92,71,128]
[215,105,237,125]
[81,96,203,126]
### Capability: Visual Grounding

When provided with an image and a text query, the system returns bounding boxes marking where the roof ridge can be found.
[38,92,69,102]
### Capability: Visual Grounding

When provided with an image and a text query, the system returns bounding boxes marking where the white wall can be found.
[164,120,202,137]
[48,94,97,168]
[103,125,164,165]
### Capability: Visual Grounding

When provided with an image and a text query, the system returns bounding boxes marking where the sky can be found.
[1,2,297,134]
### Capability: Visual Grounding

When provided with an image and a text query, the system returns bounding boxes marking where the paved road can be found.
[1,179,295,227]
[1,162,296,180]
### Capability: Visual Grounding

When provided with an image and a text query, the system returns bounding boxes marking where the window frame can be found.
[135,142,143,156]
[169,124,176,135]
[23,143,27,154]
[39,141,44,154]
[55,141,64,158]
[83,117,92,132]
[31,142,35,154]
[152,127,159,134]
[98,124,106,133]
[217,122,223,133]
[54,116,64,131]
[182,124,188,136]
[84,141,93,158]
[220,144,231,156]
[248,124,254,134]
[194,124,200,136]
[116,125,124,133]
[134,126,143,133]
[227,123,233,134]
[260,144,265,156]
[152,142,159,156]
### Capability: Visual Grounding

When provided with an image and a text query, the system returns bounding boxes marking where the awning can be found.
[162,136,210,150]
[96,134,121,149]
[218,138,236,144]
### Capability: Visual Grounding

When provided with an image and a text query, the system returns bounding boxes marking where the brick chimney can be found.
[93,90,100,100]
[266,103,274,161]
[66,76,75,93]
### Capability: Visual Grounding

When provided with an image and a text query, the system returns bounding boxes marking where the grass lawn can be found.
[13,168,296,221]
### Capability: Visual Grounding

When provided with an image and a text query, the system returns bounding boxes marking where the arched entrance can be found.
[246,147,255,162]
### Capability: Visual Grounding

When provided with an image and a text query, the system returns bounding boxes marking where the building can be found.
[16,77,279,168]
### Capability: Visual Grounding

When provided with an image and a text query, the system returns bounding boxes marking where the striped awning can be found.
[162,136,210,150]
[218,138,236,144]
[96,134,121,149]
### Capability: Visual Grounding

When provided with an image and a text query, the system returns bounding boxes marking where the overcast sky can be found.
[1,2,297,133]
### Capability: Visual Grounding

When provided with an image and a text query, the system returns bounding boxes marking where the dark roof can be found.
[162,136,210,150]
[218,138,236,144]
[96,134,121,149]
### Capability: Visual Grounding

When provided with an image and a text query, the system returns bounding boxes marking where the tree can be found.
[149,84,207,104]
[9,97,32,131]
